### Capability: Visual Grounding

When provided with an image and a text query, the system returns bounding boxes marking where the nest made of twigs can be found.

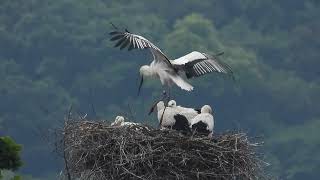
[58,119,267,180]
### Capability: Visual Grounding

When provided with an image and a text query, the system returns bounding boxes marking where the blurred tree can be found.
[0,136,22,179]
[164,13,222,56]
[267,119,320,179]
[0,0,319,179]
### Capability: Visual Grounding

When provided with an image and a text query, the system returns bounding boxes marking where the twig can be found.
[89,88,97,119]
[57,116,267,180]
[63,127,72,180]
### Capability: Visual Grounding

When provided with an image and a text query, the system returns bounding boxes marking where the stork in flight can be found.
[109,26,233,96]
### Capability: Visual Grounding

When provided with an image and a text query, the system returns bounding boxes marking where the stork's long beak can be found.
[137,75,144,96]
[148,99,161,115]
[148,93,167,115]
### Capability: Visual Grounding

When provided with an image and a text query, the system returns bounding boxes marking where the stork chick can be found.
[167,100,200,121]
[154,101,190,134]
[189,105,214,137]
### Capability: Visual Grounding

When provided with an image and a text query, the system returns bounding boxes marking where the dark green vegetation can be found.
[0,0,319,179]
[0,136,22,179]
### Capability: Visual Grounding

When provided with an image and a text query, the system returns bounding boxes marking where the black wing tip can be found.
[174,114,186,119]
[204,52,224,58]
[215,52,224,56]
[186,72,192,79]
[109,31,120,35]
[110,22,118,29]
[194,108,201,113]
[173,114,191,134]
[229,71,237,82]
[119,39,130,50]
[186,70,202,79]
[108,28,155,51]
[109,27,131,36]
[188,51,236,79]
[208,52,235,76]
[114,39,125,48]
[128,45,134,51]
[108,21,130,35]
[110,35,124,41]
[108,28,133,51]
[191,121,210,135]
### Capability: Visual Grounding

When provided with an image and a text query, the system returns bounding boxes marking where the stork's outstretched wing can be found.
[109,29,172,67]
[110,30,161,51]
[172,51,233,79]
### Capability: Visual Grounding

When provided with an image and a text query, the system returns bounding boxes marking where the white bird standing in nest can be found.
[109,25,234,97]
[189,105,214,137]
[167,100,200,121]
[153,101,190,133]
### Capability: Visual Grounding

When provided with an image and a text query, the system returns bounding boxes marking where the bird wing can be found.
[177,107,199,120]
[158,71,193,91]
[170,76,193,91]
[158,107,177,127]
[109,29,173,67]
[171,51,233,79]
[190,114,214,131]
[172,114,192,133]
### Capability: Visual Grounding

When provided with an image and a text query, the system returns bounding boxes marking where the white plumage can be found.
[155,101,190,132]
[111,116,150,131]
[167,100,200,122]
[171,51,230,75]
[155,101,178,128]
[189,105,214,137]
[109,29,233,94]
[111,116,140,126]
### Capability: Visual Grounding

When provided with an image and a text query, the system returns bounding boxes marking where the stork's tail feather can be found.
[170,74,194,91]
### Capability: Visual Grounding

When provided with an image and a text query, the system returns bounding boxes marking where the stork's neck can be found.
[141,65,157,77]
[157,101,165,111]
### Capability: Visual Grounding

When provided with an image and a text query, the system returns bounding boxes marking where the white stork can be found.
[109,28,233,95]
[167,100,200,121]
[154,101,190,133]
[111,116,150,131]
[189,105,214,137]
[111,116,139,126]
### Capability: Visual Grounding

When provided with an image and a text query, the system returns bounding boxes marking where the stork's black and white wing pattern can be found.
[172,51,233,79]
[109,29,172,67]
[109,30,162,51]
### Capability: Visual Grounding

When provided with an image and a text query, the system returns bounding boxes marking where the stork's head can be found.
[111,116,125,126]
[201,105,212,114]
[138,65,151,95]
[139,65,152,77]
[149,100,165,115]
[168,100,177,107]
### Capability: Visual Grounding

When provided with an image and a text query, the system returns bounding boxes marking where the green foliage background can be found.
[0,0,319,179]
[0,136,22,179]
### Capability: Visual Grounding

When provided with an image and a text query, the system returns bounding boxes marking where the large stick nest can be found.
[58,118,267,180]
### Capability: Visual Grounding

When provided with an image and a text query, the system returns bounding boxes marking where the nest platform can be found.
[58,119,266,180]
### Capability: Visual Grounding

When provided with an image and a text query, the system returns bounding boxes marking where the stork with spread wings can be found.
[109,27,233,96]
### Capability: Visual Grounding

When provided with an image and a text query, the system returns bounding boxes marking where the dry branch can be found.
[57,117,267,180]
